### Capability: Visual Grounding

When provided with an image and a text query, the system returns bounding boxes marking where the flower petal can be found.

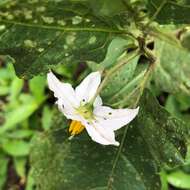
[93,95,103,107]
[56,100,82,121]
[81,119,119,146]
[93,106,139,131]
[47,72,80,109]
[75,71,101,103]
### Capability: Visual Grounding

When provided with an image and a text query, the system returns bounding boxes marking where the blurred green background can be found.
[0,60,80,190]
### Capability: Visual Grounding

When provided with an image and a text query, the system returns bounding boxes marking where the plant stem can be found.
[107,60,154,190]
[90,50,140,104]
[147,26,182,49]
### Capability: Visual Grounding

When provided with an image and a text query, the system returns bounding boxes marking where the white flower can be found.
[47,71,139,146]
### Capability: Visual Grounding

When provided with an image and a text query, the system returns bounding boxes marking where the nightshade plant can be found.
[0,0,190,190]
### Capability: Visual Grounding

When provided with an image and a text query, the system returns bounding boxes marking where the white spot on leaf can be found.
[72,16,82,25]
[57,20,66,26]
[41,16,54,24]
[89,36,96,44]
[0,25,6,31]
[66,34,76,45]
[38,48,45,52]
[36,6,46,12]
[24,40,37,48]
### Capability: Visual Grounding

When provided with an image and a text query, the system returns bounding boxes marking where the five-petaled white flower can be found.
[47,71,139,146]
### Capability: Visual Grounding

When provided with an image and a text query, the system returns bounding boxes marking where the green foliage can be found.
[2,140,30,156]
[0,63,48,188]
[147,0,190,24]
[153,39,190,95]
[1,0,190,189]
[87,0,126,17]
[31,91,189,190]
[167,170,190,189]
[0,0,122,78]
[0,154,8,190]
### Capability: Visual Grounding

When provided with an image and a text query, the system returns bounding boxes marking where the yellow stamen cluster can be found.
[69,120,85,135]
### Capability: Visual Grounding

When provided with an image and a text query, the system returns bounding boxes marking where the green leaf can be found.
[31,90,189,190]
[165,95,181,118]
[175,94,190,111]
[181,31,190,51]
[26,169,35,190]
[165,95,190,126]
[5,129,34,139]
[88,37,141,106]
[42,106,53,131]
[88,37,134,70]
[0,98,39,133]
[87,0,126,17]
[9,76,24,101]
[0,86,9,96]
[29,75,46,103]
[0,154,8,190]
[153,39,190,95]
[0,0,127,78]
[147,0,190,24]
[2,139,30,156]
[167,170,190,189]
[160,170,169,190]
[101,58,148,108]
[14,157,27,178]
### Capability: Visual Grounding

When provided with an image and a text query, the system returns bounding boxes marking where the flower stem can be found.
[90,50,140,104]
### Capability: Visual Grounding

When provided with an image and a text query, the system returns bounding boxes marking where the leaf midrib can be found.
[1,19,126,34]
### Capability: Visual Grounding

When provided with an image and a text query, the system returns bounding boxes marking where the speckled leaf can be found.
[87,0,126,17]
[87,37,134,70]
[87,37,143,106]
[181,31,190,52]
[31,90,189,190]
[0,0,127,78]
[153,39,190,95]
[101,54,140,105]
[147,0,190,24]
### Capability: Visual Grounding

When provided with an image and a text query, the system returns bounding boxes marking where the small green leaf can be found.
[9,77,24,101]
[181,31,190,51]
[5,129,34,139]
[88,37,134,70]
[0,154,8,189]
[0,98,39,133]
[2,140,30,156]
[0,86,9,96]
[165,95,181,118]
[101,53,141,106]
[42,106,53,131]
[160,170,169,190]
[14,157,27,178]
[167,170,190,189]
[29,75,46,103]
[26,169,35,190]
[175,94,190,111]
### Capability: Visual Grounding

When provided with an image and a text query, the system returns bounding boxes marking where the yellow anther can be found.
[69,120,85,135]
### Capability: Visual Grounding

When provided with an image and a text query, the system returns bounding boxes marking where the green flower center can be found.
[76,103,94,120]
